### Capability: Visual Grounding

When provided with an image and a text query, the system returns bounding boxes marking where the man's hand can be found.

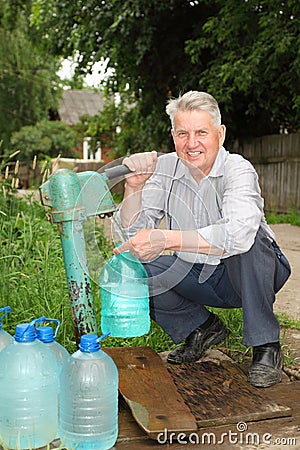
[122,151,157,189]
[113,229,166,261]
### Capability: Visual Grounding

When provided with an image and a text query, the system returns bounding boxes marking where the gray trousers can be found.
[143,228,291,347]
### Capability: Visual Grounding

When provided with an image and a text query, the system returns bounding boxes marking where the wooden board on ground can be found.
[167,360,292,428]
[104,346,198,439]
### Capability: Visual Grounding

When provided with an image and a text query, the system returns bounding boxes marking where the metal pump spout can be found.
[39,166,130,345]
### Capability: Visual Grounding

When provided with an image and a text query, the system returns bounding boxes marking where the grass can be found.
[266,209,300,226]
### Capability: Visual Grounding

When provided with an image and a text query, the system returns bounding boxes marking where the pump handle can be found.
[104,164,132,180]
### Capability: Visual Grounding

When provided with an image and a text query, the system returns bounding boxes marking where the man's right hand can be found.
[122,150,158,189]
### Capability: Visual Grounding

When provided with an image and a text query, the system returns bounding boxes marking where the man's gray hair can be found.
[166,91,222,129]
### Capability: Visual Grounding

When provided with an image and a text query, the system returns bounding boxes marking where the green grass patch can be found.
[266,209,300,226]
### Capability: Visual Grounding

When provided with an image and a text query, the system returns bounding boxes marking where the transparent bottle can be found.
[0,320,59,449]
[100,248,150,337]
[0,306,13,352]
[59,333,118,450]
[36,318,70,441]
[36,318,70,372]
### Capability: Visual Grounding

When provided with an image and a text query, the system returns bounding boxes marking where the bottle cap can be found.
[79,332,111,353]
[79,334,100,352]
[36,317,60,341]
[15,323,37,342]
[36,326,54,343]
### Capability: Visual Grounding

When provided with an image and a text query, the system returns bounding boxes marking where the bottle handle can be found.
[0,306,11,322]
[97,331,111,343]
[35,317,61,339]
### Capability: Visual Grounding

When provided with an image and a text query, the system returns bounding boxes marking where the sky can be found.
[57,57,111,87]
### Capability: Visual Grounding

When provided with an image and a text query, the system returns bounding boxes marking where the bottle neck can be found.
[36,326,55,343]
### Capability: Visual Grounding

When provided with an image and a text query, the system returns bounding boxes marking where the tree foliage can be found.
[31,0,217,152]
[0,0,62,147]
[31,0,300,153]
[186,0,300,137]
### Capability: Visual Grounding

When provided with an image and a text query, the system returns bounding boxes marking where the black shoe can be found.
[248,343,283,388]
[167,314,229,364]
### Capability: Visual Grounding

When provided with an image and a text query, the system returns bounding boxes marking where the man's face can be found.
[171,110,226,177]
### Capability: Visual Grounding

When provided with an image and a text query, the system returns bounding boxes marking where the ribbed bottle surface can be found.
[59,346,118,450]
[100,250,150,337]
[0,335,59,449]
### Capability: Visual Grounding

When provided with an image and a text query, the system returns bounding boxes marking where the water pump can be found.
[39,164,130,344]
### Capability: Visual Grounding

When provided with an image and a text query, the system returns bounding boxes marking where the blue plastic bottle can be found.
[100,249,150,337]
[0,306,13,352]
[0,320,59,449]
[59,333,118,450]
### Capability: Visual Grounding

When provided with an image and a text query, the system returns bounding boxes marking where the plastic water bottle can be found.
[59,333,118,450]
[0,320,59,449]
[36,318,70,371]
[0,306,13,351]
[36,318,70,441]
[100,248,150,337]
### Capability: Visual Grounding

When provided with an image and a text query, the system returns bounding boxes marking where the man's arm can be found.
[119,151,158,228]
[114,228,224,261]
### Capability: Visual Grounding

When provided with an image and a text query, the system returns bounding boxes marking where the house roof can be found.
[58,89,105,125]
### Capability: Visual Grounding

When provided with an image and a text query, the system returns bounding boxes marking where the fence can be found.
[236,133,300,213]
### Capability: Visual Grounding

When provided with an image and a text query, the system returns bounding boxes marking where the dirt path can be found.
[271,224,300,321]
[269,224,300,367]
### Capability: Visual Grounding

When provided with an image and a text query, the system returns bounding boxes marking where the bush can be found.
[6,120,81,162]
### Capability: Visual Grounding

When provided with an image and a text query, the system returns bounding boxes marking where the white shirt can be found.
[117,147,275,265]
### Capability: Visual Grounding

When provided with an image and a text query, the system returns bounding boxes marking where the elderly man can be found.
[114,91,291,388]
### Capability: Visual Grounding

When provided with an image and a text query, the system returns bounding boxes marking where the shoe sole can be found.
[248,368,282,388]
[167,326,229,364]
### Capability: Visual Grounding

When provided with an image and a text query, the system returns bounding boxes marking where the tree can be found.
[31,0,217,153]
[186,0,300,138]
[31,0,299,154]
[0,0,62,147]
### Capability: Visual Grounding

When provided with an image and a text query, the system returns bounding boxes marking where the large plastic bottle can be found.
[36,318,70,441]
[100,248,150,337]
[59,333,118,450]
[0,306,13,351]
[36,318,70,372]
[0,320,59,449]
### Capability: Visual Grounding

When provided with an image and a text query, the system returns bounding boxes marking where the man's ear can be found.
[219,125,226,146]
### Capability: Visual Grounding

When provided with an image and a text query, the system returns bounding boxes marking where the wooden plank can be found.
[104,346,198,439]
[167,360,292,428]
